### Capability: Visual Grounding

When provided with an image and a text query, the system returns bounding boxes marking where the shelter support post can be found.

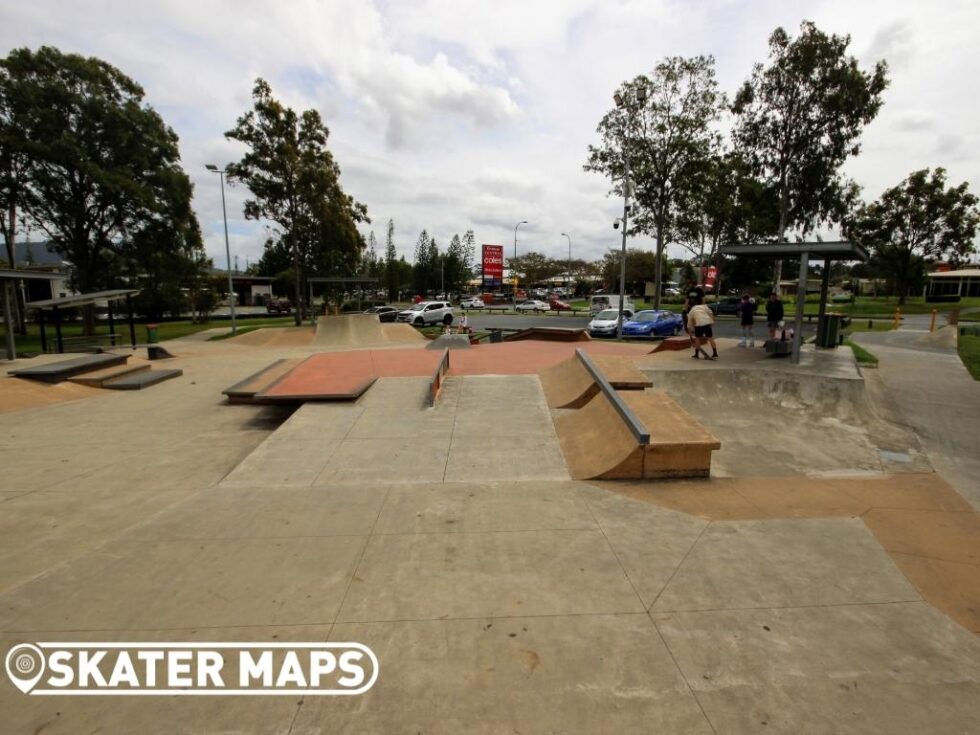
[126,294,136,348]
[816,258,831,347]
[38,309,47,353]
[53,306,63,354]
[792,252,809,364]
[107,301,116,346]
[3,281,15,360]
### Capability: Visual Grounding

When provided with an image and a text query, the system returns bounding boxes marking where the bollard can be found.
[930,309,937,333]
[868,319,873,330]
[893,308,901,329]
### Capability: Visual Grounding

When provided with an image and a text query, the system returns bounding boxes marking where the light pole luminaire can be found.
[205,164,237,336]
[513,220,528,302]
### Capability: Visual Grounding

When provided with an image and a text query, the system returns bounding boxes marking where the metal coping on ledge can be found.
[574,348,650,445]
[427,348,451,406]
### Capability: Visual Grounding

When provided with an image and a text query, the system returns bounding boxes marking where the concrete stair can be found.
[68,363,150,388]
[103,369,183,390]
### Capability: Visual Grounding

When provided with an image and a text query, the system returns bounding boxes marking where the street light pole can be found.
[561,233,572,292]
[513,220,528,302]
[206,164,237,335]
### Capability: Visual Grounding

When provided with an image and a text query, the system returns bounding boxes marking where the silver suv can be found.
[396,301,454,326]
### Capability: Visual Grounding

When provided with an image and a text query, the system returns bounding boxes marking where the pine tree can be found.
[384,218,398,301]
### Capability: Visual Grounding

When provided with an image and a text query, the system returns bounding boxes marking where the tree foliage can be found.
[0,46,204,333]
[586,55,724,308]
[732,21,888,280]
[226,78,368,323]
[845,168,979,303]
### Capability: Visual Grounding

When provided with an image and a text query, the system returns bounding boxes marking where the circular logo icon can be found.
[5,644,46,694]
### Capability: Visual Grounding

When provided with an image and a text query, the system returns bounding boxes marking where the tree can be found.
[412,229,433,294]
[600,249,664,295]
[1,46,202,334]
[845,168,979,304]
[384,218,398,301]
[506,251,561,289]
[226,78,368,325]
[732,21,889,283]
[586,55,723,309]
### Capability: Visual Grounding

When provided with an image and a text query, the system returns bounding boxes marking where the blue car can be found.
[622,310,683,338]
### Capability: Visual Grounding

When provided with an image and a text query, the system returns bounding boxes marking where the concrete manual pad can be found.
[653,518,920,612]
[0,535,366,631]
[337,528,645,622]
[373,481,596,535]
[291,615,713,734]
[654,602,980,734]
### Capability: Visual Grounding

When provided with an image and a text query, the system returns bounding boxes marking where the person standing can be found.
[738,294,755,347]
[687,295,718,360]
[766,292,784,340]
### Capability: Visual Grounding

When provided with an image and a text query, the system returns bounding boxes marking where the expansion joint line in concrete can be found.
[441,377,463,483]
[647,522,711,613]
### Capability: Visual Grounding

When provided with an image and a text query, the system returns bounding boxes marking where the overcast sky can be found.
[2,0,977,268]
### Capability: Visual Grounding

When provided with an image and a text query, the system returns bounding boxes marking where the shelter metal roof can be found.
[719,241,868,262]
[26,289,139,310]
[0,269,63,281]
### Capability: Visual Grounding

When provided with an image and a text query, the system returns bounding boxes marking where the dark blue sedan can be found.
[622,310,684,338]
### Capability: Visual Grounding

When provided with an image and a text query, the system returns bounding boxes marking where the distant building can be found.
[926,268,980,299]
[7,240,71,301]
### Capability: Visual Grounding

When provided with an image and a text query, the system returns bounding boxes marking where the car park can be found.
[622,309,683,337]
[396,301,454,326]
[515,299,551,312]
[587,307,634,337]
[460,296,485,309]
[363,305,399,322]
[709,297,758,316]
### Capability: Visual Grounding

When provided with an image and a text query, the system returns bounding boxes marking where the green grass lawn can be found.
[958,333,980,380]
[844,339,879,367]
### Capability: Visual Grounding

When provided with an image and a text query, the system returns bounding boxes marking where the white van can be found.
[590,294,635,316]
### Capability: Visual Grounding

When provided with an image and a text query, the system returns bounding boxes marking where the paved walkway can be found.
[854,327,980,509]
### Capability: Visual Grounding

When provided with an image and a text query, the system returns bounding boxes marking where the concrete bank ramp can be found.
[541,354,651,409]
[314,314,423,348]
[555,388,720,480]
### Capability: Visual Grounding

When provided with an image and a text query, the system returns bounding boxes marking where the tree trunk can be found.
[292,232,303,327]
[653,220,664,311]
[5,201,27,335]
[774,173,789,290]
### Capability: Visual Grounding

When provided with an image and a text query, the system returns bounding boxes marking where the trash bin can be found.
[817,313,842,348]
[146,324,159,343]
[489,328,503,344]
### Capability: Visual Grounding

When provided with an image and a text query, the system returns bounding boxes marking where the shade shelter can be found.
[718,241,868,364]
[25,289,140,355]
[307,277,379,312]
[1,269,64,360]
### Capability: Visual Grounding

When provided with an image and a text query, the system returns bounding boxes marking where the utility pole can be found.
[205,165,237,335]
[513,220,528,302]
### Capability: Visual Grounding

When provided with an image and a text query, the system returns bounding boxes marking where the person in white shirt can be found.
[687,296,718,360]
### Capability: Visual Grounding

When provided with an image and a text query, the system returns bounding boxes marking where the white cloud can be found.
[2,0,978,268]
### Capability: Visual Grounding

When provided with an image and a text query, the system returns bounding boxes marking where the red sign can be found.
[701,266,718,291]
[482,244,504,285]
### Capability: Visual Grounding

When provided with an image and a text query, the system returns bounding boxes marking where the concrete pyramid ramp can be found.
[555,388,720,480]
[314,314,424,348]
[540,354,652,409]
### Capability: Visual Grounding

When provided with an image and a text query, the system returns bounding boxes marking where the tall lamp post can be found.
[613,85,646,339]
[205,164,237,336]
[513,220,528,302]
[561,232,572,293]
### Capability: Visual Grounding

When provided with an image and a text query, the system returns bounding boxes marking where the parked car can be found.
[363,305,399,322]
[622,310,683,338]
[396,301,454,326]
[709,297,758,316]
[265,298,292,314]
[590,294,635,315]
[549,298,571,311]
[515,299,551,312]
[460,296,485,309]
[588,308,635,337]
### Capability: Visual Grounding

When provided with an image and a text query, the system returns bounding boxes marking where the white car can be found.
[588,307,634,337]
[515,300,551,312]
[396,301,454,326]
[460,297,485,309]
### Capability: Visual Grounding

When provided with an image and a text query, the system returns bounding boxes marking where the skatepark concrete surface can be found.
[1,326,979,733]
